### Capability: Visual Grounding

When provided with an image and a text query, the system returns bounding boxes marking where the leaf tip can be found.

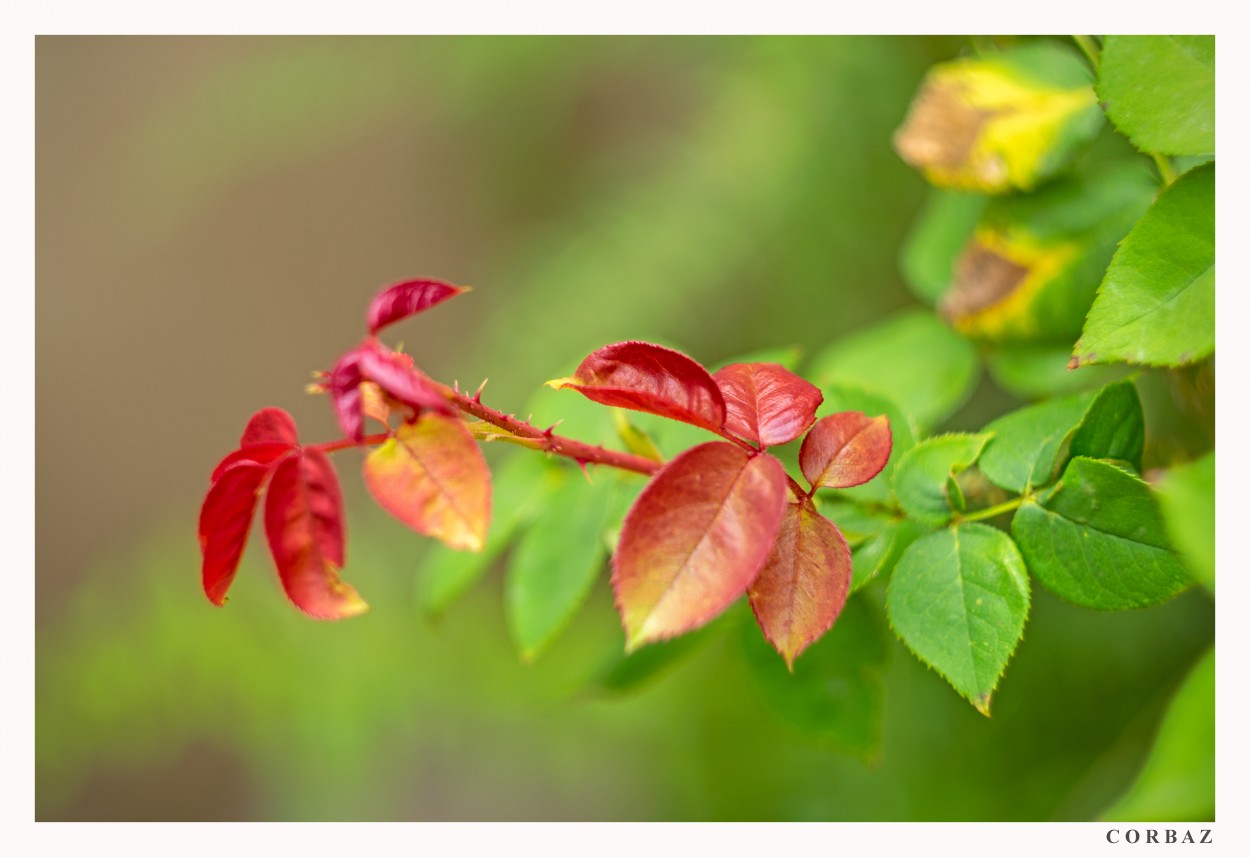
[973,694,993,717]
[544,376,576,391]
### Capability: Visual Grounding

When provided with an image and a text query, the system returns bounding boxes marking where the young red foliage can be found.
[549,341,726,431]
[264,448,368,619]
[199,461,270,606]
[713,362,823,448]
[363,412,492,552]
[748,499,852,668]
[240,406,299,447]
[329,339,452,440]
[366,278,470,335]
[799,412,893,490]
[613,441,787,650]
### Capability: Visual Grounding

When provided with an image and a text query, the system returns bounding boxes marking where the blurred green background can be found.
[35,36,1212,821]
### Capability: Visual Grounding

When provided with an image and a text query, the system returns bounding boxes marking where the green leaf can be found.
[414,452,558,619]
[808,309,979,431]
[505,469,619,661]
[1157,452,1215,592]
[900,188,987,304]
[893,433,991,525]
[1102,647,1214,822]
[816,384,917,505]
[741,594,890,758]
[1012,457,1192,610]
[979,390,1097,493]
[818,500,929,591]
[1067,379,1144,470]
[1098,36,1214,156]
[1073,163,1214,368]
[886,524,1030,715]
[986,342,1128,399]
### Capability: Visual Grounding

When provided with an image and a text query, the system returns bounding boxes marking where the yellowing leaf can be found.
[894,43,1102,193]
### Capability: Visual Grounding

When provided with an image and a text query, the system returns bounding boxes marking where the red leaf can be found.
[366,278,469,335]
[264,449,368,619]
[199,461,268,606]
[713,362,823,447]
[210,442,294,483]
[240,407,299,447]
[328,340,452,440]
[799,412,893,490]
[549,341,726,431]
[749,500,851,668]
[612,442,787,649]
[363,412,491,551]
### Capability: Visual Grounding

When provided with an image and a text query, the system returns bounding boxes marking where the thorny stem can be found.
[441,383,661,476]
[311,382,817,501]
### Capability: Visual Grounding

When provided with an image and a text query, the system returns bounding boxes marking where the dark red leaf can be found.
[210,442,294,483]
[612,442,787,649]
[749,500,851,668]
[240,407,299,447]
[328,340,452,440]
[550,341,726,431]
[799,412,893,490]
[199,461,268,606]
[264,449,368,619]
[713,362,823,447]
[366,278,469,335]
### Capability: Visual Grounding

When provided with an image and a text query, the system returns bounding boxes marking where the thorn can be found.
[542,419,564,438]
[473,378,489,402]
[453,379,461,394]
[575,459,593,482]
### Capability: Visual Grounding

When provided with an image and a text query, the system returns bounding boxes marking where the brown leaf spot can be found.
[940,241,1030,323]
[894,81,997,171]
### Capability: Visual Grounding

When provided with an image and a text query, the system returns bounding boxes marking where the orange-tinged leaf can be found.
[613,442,788,650]
[800,412,893,490]
[264,449,368,619]
[749,500,852,668]
[366,278,470,335]
[713,362,823,447]
[199,461,268,606]
[240,407,298,447]
[549,341,726,431]
[364,413,491,552]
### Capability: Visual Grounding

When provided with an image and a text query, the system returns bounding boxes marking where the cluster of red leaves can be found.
[199,279,892,664]
[553,342,892,665]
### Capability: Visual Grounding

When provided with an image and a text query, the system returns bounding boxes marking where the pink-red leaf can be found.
[612,442,788,649]
[749,500,852,668]
[199,461,268,606]
[366,278,469,335]
[549,341,726,431]
[240,407,299,447]
[210,442,294,483]
[799,412,893,490]
[264,449,368,619]
[328,340,452,440]
[363,412,491,552]
[713,362,823,447]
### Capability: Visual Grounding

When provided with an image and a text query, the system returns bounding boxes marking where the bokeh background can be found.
[36,36,1213,821]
